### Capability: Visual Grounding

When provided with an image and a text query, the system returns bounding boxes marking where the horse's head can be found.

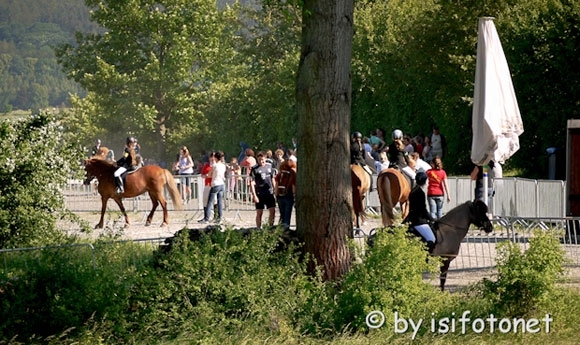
[83,158,114,185]
[470,199,493,233]
[83,159,96,185]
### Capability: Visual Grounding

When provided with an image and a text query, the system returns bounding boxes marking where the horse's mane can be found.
[88,157,116,172]
[441,200,473,219]
[447,200,473,214]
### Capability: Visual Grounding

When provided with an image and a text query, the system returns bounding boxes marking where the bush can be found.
[124,227,332,342]
[0,240,139,342]
[478,230,567,317]
[0,113,84,248]
[334,226,445,333]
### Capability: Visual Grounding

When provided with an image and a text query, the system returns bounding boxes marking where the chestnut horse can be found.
[92,146,115,162]
[376,168,410,226]
[351,164,371,228]
[83,158,183,228]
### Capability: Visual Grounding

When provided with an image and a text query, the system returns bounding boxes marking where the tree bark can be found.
[295,0,354,281]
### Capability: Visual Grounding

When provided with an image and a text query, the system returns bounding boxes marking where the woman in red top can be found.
[426,156,451,219]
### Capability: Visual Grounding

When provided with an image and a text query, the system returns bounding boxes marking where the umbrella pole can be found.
[483,170,489,207]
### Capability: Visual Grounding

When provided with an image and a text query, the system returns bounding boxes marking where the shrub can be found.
[0,113,84,248]
[334,226,444,333]
[124,227,332,341]
[478,230,567,317]
[0,240,139,342]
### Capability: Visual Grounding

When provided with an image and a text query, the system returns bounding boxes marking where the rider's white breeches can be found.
[402,166,416,180]
[414,224,436,242]
[114,167,127,177]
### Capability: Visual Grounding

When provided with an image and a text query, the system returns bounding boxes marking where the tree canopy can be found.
[2,0,579,176]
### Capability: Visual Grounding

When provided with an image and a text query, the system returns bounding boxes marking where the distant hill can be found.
[0,0,98,113]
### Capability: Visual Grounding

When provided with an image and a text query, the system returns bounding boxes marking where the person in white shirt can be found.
[177,146,194,203]
[410,152,432,173]
[198,150,227,224]
[430,125,447,159]
[374,151,390,173]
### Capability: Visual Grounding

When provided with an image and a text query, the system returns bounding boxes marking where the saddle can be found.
[389,163,414,188]
[120,166,140,183]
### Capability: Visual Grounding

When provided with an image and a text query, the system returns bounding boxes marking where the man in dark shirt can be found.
[250,152,277,228]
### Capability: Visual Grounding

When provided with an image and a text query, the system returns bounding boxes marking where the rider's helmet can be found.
[126,136,136,145]
[392,129,403,140]
[352,131,363,139]
[415,171,428,185]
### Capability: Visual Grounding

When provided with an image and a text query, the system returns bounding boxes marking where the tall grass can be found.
[1,226,578,344]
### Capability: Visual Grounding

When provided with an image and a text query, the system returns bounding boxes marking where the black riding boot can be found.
[115,176,124,194]
[427,240,435,253]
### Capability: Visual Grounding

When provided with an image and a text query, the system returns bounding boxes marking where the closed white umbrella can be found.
[471,17,524,166]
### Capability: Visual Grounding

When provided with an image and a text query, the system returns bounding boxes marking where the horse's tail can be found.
[351,165,366,225]
[163,169,183,211]
[377,171,395,226]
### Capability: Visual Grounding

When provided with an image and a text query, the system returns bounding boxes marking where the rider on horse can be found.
[350,131,374,190]
[387,129,416,183]
[113,136,138,194]
[403,171,436,251]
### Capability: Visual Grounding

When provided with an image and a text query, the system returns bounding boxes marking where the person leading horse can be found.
[114,136,138,194]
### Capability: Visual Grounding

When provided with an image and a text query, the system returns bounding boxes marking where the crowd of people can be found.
[92,124,467,240]
[167,141,298,229]
[350,124,451,248]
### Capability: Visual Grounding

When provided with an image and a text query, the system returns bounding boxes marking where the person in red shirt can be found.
[426,156,451,219]
[198,152,215,222]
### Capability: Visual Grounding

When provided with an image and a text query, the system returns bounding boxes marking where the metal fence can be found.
[66,174,568,219]
[2,175,576,279]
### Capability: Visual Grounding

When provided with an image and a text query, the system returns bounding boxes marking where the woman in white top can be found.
[199,150,227,224]
[178,146,194,203]
[374,151,390,173]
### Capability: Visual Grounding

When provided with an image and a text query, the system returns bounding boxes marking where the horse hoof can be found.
[94,224,103,229]
[145,221,151,227]
[161,222,168,227]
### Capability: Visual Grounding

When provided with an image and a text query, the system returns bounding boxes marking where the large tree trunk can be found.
[295,0,354,281]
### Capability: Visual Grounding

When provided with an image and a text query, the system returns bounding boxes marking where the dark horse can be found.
[83,158,183,228]
[351,164,371,228]
[376,168,411,226]
[426,199,493,290]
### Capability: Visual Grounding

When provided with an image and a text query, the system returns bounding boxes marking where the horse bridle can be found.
[470,200,493,231]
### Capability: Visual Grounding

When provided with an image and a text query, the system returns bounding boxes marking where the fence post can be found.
[196,175,204,210]
[535,179,540,218]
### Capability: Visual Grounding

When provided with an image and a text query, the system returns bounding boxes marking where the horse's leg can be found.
[146,192,167,226]
[112,197,130,227]
[159,196,169,226]
[145,198,158,226]
[96,196,108,229]
[440,258,452,291]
